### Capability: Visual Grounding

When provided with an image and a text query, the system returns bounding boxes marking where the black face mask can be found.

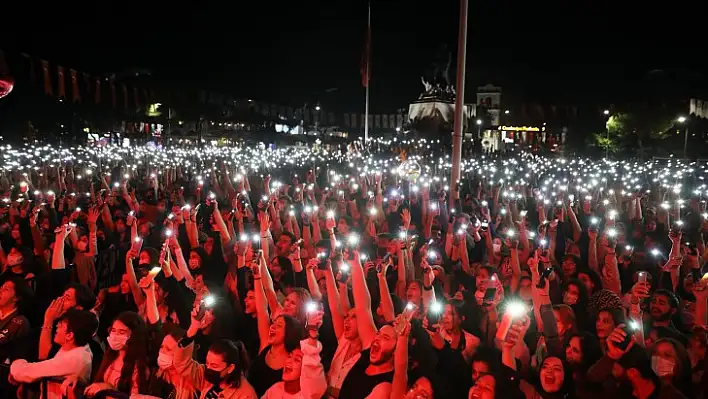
[204,368,225,385]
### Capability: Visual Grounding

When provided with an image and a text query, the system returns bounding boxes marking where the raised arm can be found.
[350,251,378,348]
[253,253,273,353]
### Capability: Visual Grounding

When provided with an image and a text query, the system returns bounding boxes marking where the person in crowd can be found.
[10,309,97,399]
[1,142,708,399]
[261,302,327,398]
[172,304,257,399]
[78,311,150,397]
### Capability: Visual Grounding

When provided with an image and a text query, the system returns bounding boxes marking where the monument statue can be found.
[419,44,454,101]
[408,44,466,136]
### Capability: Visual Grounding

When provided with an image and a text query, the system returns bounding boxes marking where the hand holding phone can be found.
[196,295,216,321]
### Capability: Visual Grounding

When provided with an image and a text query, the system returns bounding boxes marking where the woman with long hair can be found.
[249,254,305,396]
[650,337,693,398]
[83,311,150,397]
[172,306,257,399]
[148,323,199,399]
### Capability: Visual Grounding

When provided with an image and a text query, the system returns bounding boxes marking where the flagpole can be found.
[364,1,371,143]
[450,0,468,209]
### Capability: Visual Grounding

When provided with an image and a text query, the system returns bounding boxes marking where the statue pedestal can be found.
[408,94,469,135]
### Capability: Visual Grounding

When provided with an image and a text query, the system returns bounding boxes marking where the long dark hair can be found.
[95,311,149,394]
[278,314,305,353]
[651,337,693,398]
[209,340,250,387]
[562,331,601,373]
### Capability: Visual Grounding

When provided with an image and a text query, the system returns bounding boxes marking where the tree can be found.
[597,110,675,159]
[589,113,627,155]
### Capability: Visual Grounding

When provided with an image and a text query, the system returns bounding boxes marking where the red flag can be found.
[360,4,371,88]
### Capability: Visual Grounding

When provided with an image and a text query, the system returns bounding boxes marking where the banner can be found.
[121,83,128,109]
[41,60,52,95]
[110,79,116,108]
[133,87,140,108]
[57,66,66,98]
[70,69,80,102]
[95,78,101,104]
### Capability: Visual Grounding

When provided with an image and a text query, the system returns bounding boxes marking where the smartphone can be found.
[147,266,162,280]
[131,237,143,254]
[196,295,216,321]
[403,302,418,321]
[338,263,350,283]
[483,278,497,304]
[637,271,648,283]
[617,320,639,350]
[496,301,527,342]
[427,302,443,331]
[317,252,329,270]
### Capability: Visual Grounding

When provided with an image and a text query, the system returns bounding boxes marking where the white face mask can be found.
[107,333,130,351]
[651,355,675,377]
[157,352,173,370]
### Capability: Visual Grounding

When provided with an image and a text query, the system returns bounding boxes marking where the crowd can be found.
[0,140,706,399]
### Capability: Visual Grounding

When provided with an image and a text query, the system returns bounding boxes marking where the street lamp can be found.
[476,119,482,125]
[603,109,609,115]
[315,105,321,111]
[677,116,688,158]
[504,110,510,114]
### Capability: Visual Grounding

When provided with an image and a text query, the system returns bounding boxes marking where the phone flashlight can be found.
[429,301,443,314]
[305,301,318,313]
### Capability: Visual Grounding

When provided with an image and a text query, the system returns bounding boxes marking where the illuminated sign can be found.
[500,126,540,132]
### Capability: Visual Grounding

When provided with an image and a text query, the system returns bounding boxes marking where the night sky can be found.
[4,0,708,113]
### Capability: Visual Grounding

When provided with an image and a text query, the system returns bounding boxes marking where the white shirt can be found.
[326,337,361,398]
[262,339,326,399]
[11,344,92,399]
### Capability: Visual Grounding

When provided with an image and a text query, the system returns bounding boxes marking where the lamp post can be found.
[677,116,688,159]
[449,0,469,210]
[603,109,610,158]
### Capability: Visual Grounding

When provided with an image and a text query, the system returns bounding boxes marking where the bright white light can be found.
[203,295,216,307]
[430,301,443,314]
[506,301,527,318]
